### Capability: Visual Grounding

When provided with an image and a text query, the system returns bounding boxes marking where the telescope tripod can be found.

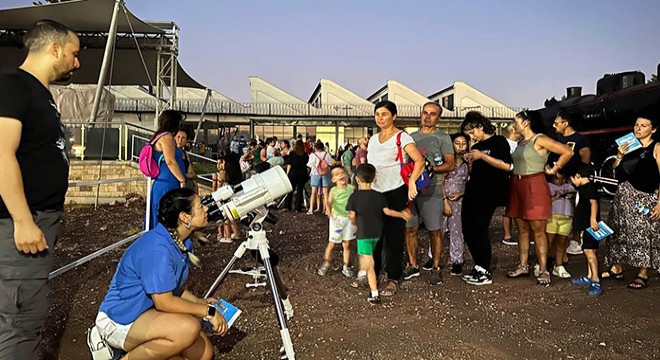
[205,224,296,360]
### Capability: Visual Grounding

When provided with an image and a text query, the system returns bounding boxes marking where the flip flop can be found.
[627,276,648,290]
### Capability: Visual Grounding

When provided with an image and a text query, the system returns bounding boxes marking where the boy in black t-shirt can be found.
[347,164,411,305]
[569,165,603,296]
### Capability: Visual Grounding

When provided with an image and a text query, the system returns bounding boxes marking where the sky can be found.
[4,0,660,108]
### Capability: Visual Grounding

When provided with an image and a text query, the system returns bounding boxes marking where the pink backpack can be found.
[138,132,168,178]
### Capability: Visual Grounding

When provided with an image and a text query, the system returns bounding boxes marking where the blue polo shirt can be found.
[99,223,192,325]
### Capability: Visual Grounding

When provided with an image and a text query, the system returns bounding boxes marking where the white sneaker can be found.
[218,236,232,243]
[552,265,571,279]
[502,238,517,246]
[566,240,583,255]
[87,326,114,360]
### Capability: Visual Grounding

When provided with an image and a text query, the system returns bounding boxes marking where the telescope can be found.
[201,166,297,360]
[201,165,292,223]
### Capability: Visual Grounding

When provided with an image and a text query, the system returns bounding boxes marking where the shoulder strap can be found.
[150,132,168,145]
[395,131,404,164]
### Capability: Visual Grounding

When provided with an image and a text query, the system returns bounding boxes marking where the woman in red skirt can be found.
[506,110,572,285]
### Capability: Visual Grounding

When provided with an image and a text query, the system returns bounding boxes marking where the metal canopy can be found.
[0,0,205,89]
[0,0,163,34]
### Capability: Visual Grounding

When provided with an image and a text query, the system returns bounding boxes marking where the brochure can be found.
[615,133,642,153]
[585,221,614,241]
[216,299,242,328]
[203,299,242,329]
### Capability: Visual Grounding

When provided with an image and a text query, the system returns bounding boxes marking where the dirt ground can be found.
[42,203,659,360]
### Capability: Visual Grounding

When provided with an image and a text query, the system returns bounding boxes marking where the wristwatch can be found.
[203,304,216,321]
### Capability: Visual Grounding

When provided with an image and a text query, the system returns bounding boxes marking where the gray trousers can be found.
[0,210,62,360]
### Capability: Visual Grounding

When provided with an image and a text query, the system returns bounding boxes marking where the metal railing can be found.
[115,98,523,119]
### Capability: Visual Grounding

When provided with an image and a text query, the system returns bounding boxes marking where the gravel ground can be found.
[42,203,659,360]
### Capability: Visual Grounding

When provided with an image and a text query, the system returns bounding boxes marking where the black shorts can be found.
[580,230,599,250]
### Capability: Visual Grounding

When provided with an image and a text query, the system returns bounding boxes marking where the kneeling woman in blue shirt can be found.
[95,188,226,359]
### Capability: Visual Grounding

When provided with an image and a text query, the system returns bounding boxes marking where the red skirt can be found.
[505,173,551,221]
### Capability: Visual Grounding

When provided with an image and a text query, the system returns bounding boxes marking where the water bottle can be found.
[633,204,652,216]
[433,153,444,166]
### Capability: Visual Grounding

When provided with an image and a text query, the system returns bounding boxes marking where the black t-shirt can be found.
[346,189,387,239]
[574,182,600,231]
[625,140,660,194]
[549,132,590,176]
[0,68,69,218]
[287,152,309,179]
[465,135,512,206]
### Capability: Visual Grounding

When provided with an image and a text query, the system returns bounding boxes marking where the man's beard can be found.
[55,71,74,82]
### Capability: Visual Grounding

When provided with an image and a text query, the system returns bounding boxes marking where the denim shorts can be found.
[311,174,331,187]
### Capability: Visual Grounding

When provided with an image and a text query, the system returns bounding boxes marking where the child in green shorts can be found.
[318,165,356,277]
[347,164,411,305]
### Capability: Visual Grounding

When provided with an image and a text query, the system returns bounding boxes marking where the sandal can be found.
[627,276,648,290]
[536,270,551,286]
[601,269,624,280]
[350,276,367,289]
[507,264,530,278]
[379,280,399,297]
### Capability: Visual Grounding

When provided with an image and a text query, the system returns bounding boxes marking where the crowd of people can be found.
[1,18,658,360]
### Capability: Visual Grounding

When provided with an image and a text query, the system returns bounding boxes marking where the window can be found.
[442,94,454,110]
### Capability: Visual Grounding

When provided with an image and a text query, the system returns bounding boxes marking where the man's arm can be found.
[0,117,48,254]
[579,147,591,164]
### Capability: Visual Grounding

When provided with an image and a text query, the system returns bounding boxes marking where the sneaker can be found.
[317,263,330,276]
[402,266,421,280]
[341,268,354,278]
[502,238,517,246]
[87,325,114,360]
[552,265,571,279]
[306,210,314,215]
[462,267,479,282]
[422,259,434,271]
[429,268,444,285]
[367,295,381,305]
[566,240,583,255]
[450,263,463,276]
[465,266,492,286]
[571,275,593,287]
[588,281,604,296]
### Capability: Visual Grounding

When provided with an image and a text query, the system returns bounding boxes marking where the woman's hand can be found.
[442,199,451,216]
[470,149,483,161]
[590,219,600,231]
[651,202,660,221]
[448,193,463,202]
[204,297,218,305]
[209,311,228,336]
[408,180,418,200]
[617,142,630,158]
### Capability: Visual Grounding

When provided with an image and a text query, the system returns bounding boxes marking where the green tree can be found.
[649,74,658,83]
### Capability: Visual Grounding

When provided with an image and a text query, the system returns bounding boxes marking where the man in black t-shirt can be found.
[0,20,80,358]
[551,111,591,256]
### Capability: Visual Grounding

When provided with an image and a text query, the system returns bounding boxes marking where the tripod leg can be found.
[204,242,248,298]
[258,244,296,360]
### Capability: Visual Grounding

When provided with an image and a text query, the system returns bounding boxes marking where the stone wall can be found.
[67,161,147,204]
[66,160,212,204]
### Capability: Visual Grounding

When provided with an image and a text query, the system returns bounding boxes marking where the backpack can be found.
[138,132,168,178]
[314,152,330,175]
